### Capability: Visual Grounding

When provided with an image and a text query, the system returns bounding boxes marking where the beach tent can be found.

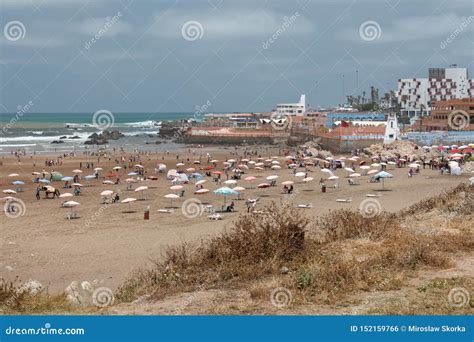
[191,172,203,180]
[167,169,178,180]
[450,166,461,176]
[51,172,63,181]
[174,173,189,183]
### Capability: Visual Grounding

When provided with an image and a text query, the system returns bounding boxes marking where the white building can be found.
[397,66,472,118]
[383,113,400,144]
[276,94,306,116]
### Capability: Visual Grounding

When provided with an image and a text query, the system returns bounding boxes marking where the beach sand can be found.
[0,146,470,293]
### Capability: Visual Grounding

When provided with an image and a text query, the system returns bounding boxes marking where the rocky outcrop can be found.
[85,130,124,145]
[159,121,190,142]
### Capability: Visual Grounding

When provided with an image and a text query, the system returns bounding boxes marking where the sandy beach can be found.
[0,145,471,293]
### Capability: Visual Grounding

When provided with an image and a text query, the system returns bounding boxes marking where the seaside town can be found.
[1,0,473,322]
[1,62,474,316]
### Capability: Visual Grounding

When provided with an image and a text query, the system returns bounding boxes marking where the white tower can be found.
[383,113,400,144]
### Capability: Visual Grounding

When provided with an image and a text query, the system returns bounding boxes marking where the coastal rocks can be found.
[363,141,435,160]
[159,121,190,142]
[51,140,65,144]
[85,130,124,145]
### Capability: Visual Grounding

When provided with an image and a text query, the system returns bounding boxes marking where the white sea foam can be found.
[124,121,161,128]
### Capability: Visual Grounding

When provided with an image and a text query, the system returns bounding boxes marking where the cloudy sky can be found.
[0,0,473,113]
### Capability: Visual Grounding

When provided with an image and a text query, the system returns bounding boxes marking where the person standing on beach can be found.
[35,186,41,200]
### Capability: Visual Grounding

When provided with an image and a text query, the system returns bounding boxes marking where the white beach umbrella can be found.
[367,169,379,175]
[271,165,281,170]
[281,180,294,186]
[72,169,82,173]
[59,193,73,198]
[295,172,306,177]
[3,189,17,194]
[164,193,180,207]
[266,175,279,180]
[224,179,237,185]
[170,185,183,191]
[100,190,114,196]
[349,173,361,178]
[102,180,114,185]
[8,173,19,177]
[195,188,210,195]
[303,177,314,182]
[195,179,207,186]
[327,175,339,181]
[344,167,355,172]
[135,185,149,200]
[121,197,137,211]
[245,176,256,181]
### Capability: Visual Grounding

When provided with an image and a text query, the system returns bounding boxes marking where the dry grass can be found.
[116,202,310,302]
[0,278,73,314]
[117,183,473,312]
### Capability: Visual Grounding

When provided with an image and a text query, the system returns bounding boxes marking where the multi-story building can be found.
[397,66,472,118]
[416,98,474,131]
[275,94,306,116]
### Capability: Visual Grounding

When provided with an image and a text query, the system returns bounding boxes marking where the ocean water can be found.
[0,112,194,154]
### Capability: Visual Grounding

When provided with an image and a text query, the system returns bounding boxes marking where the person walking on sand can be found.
[35,186,41,200]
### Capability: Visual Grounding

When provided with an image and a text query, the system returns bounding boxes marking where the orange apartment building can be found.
[417,98,474,131]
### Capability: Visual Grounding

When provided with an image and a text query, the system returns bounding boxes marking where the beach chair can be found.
[208,213,223,220]
[157,209,174,214]
[66,212,80,220]
[297,204,312,209]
